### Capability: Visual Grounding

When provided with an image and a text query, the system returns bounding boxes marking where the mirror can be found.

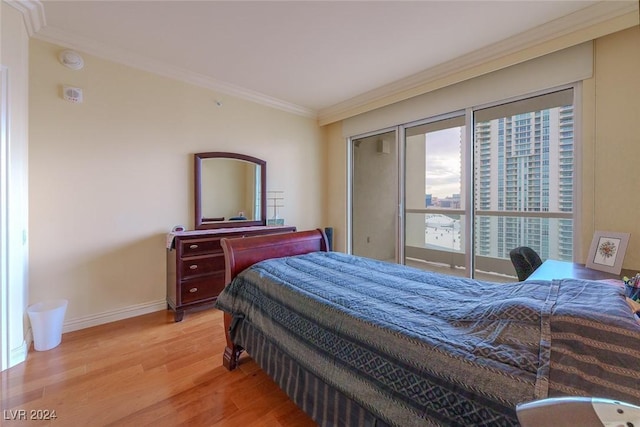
[194,152,266,230]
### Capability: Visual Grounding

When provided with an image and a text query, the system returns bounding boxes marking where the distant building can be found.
[434,194,461,209]
[474,107,574,261]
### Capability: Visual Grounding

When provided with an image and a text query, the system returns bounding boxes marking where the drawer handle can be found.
[189,264,198,270]
[189,244,199,249]
[189,287,198,293]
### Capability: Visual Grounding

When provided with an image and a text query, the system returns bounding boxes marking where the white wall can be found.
[29,39,324,330]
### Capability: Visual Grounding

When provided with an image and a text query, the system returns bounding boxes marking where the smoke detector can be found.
[62,86,83,103]
[58,50,84,70]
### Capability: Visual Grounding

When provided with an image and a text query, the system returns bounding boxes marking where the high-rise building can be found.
[474,106,574,261]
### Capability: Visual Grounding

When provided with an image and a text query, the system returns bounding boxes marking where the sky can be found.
[425,127,463,199]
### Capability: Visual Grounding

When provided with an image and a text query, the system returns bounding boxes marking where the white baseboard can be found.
[6,300,167,369]
[9,341,28,368]
[62,299,167,333]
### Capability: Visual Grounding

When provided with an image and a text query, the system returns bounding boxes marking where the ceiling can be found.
[28,1,637,118]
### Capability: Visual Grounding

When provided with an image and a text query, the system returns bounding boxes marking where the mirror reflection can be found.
[201,158,261,222]
[194,152,266,230]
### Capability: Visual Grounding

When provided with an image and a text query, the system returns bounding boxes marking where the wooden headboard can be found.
[221,228,330,285]
[219,228,329,370]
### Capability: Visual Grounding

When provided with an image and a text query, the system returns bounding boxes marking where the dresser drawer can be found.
[179,254,225,279]
[167,226,296,321]
[179,238,222,256]
[180,275,225,304]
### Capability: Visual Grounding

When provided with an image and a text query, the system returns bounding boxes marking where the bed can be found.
[214,229,640,426]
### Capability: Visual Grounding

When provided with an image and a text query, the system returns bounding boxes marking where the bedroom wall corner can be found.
[322,26,640,272]
[28,38,323,329]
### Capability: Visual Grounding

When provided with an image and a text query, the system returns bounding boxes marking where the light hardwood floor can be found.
[1,309,315,426]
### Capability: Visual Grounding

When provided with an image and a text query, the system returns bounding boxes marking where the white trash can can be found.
[27,299,68,351]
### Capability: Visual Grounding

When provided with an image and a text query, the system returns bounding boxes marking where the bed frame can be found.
[219,228,330,370]
[217,228,640,425]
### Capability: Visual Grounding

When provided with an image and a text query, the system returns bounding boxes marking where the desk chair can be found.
[510,246,543,281]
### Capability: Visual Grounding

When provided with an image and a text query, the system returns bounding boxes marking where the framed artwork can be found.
[586,231,630,274]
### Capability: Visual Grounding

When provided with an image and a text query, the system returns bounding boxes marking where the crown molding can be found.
[33,26,316,118]
[13,0,637,124]
[3,0,45,36]
[318,1,639,126]
[27,2,315,119]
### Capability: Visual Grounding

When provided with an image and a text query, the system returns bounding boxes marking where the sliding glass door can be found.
[349,87,576,281]
[350,129,398,262]
[404,116,468,275]
[472,88,575,277]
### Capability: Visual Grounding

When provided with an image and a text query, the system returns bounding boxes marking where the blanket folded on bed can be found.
[215,251,640,426]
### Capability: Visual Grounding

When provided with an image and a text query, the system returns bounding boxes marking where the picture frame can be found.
[586,231,630,274]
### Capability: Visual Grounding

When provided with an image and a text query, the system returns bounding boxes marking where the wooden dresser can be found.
[166,225,295,321]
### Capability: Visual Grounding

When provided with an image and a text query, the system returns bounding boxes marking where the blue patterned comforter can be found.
[215,251,640,426]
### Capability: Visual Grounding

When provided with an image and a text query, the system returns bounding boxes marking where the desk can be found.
[526,259,622,282]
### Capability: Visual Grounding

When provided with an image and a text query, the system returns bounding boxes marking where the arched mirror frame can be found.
[194,152,267,230]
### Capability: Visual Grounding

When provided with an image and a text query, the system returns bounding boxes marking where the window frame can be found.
[347,82,582,278]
